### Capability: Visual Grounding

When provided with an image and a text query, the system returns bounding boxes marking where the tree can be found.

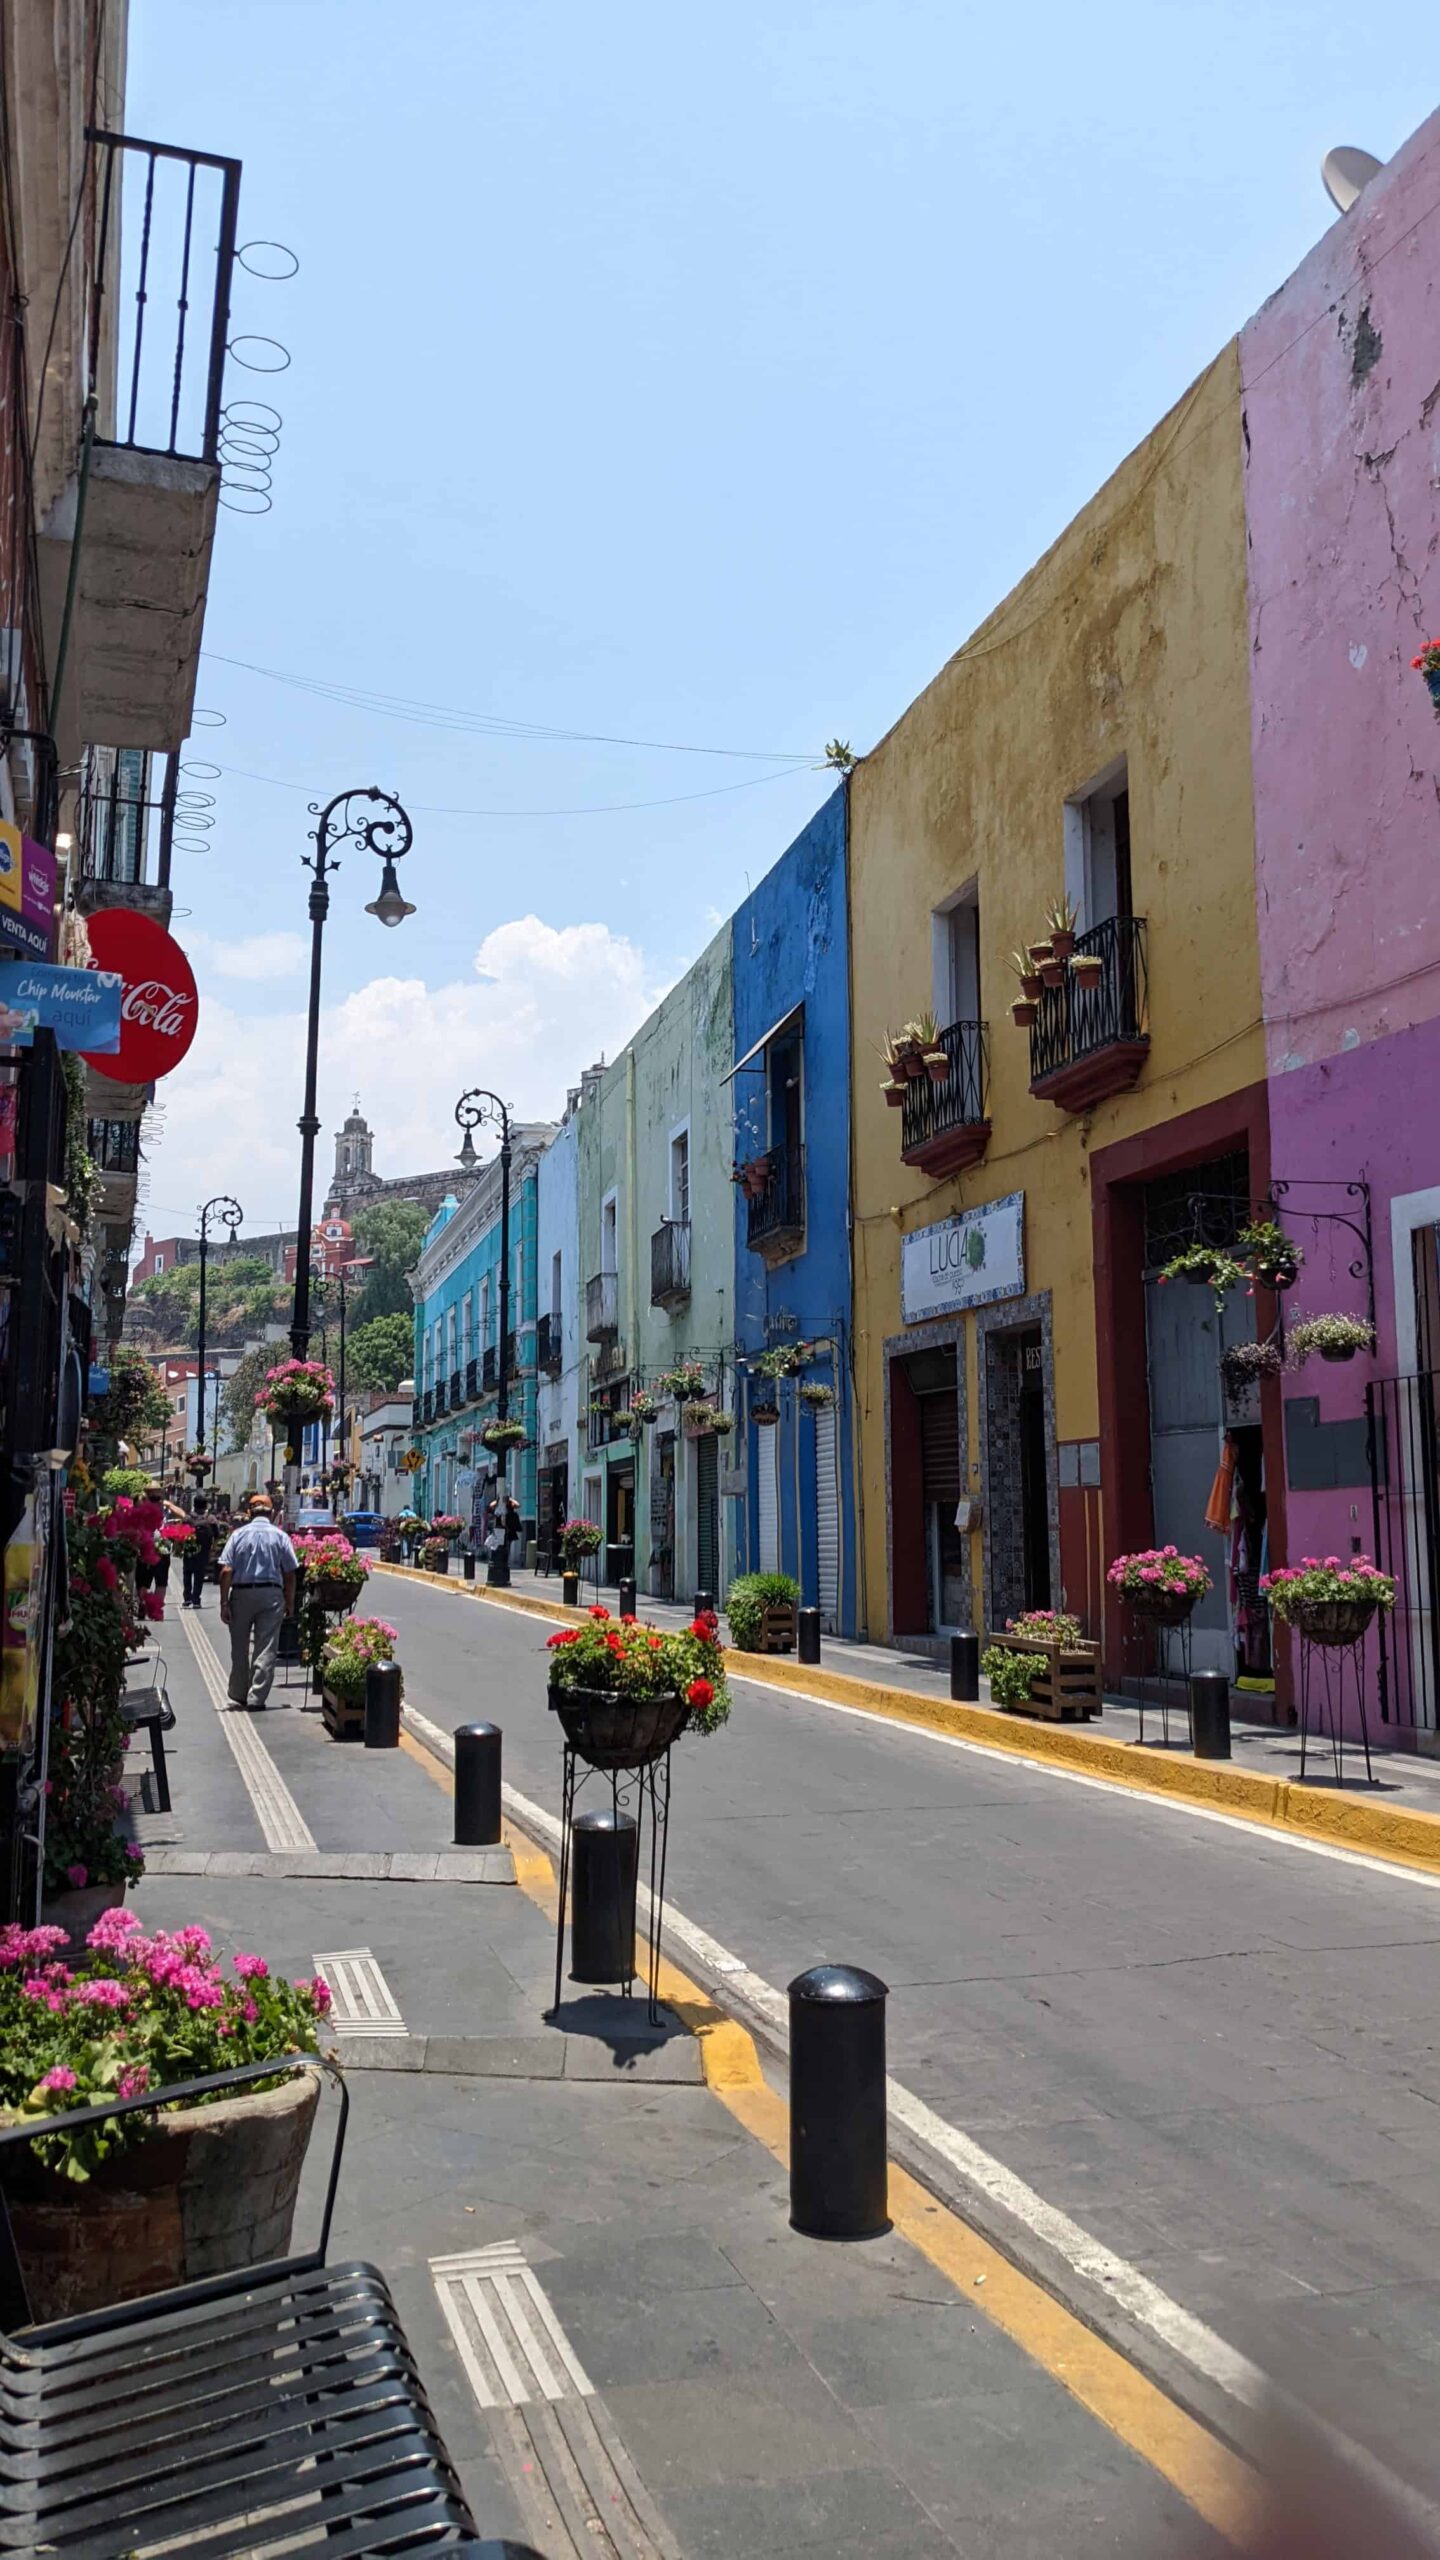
[129,1255,289,1350]
[346,1312,414,1394]
[221,1343,280,1448]
[350,1201,430,1322]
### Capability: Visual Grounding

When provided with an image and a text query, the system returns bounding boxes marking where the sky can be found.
[124,0,1436,1249]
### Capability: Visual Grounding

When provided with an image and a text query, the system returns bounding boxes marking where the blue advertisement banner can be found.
[0,907,51,961]
[0,964,122,1053]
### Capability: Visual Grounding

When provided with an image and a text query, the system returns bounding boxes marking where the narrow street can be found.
[370,1569,1440,2523]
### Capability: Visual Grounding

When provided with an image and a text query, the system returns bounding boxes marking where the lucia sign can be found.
[900,1190,1026,1323]
[80,908,199,1084]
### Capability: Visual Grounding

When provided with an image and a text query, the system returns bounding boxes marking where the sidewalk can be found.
[419,1557,1440,1837]
[111,1599,1239,2560]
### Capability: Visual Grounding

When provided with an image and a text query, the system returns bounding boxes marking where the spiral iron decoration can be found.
[304,786,414,880]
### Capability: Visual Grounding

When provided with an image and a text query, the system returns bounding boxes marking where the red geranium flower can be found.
[546,1629,579,1649]
[589,1605,610,1621]
[686,1678,714,1709]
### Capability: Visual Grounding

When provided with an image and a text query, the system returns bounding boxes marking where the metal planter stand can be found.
[1127,1594,1197,1745]
[1293,1604,1377,1787]
[546,1688,686,2030]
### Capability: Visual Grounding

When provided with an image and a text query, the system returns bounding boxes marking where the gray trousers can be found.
[227,1585,285,1706]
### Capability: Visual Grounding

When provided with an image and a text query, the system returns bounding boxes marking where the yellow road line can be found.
[399,1704,1258,2544]
[378,1562,1440,1882]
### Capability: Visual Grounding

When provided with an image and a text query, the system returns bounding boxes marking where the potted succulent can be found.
[1285,1313,1376,1367]
[1238,1217,1302,1294]
[1010,995,1038,1029]
[0,1908,329,2323]
[545,1603,729,1768]
[1029,939,1064,988]
[908,1009,950,1084]
[1046,896,1078,963]
[1159,1243,1250,1309]
[1010,952,1043,1003]
[1412,635,1440,717]
[880,1076,906,1109]
[1106,1547,1213,1625]
[1070,947,1105,988]
[1261,1555,1394,1648]
[658,1360,708,1404]
[725,1571,800,1653]
[559,1515,602,1605]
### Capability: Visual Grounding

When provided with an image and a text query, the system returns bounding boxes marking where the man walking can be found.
[182,1498,219,1608]
[218,1494,298,1711]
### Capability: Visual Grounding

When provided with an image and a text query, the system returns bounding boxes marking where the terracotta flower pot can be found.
[1019,973,1043,1001]
[1050,929,1076,961]
[897,1049,926,1081]
[1039,962,1066,988]
[6,2066,320,2324]
[882,1080,905,1108]
[923,1050,950,1084]
[1010,999,1037,1028]
[1070,959,1104,986]
[1028,943,1053,968]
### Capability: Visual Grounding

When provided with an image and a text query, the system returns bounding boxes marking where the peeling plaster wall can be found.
[1241,111,1440,1076]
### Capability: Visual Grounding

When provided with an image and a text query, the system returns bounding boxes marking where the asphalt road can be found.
[377,1569,1440,2517]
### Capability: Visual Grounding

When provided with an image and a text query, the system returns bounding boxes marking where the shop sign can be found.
[901,1191,1025,1323]
[0,825,54,960]
[80,907,198,1083]
[0,962,122,1053]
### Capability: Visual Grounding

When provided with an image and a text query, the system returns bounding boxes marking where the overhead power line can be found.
[214,759,816,818]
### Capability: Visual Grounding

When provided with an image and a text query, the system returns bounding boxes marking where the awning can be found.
[721,1001,804,1086]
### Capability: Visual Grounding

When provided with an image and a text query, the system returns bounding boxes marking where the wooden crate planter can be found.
[757,1602,797,1654]
[989,1632,1102,1721]
[321,1684,365,1743]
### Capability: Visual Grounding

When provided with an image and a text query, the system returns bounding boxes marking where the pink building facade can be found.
[1241,110,1440,1743]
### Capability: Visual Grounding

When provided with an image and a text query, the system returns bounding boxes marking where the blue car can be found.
[342,1511,386,1547]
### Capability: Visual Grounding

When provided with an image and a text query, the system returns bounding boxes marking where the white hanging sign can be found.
[901,1192,1025,1324]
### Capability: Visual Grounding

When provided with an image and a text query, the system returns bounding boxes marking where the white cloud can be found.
[134,915,671,1246]
[186,929,309,982]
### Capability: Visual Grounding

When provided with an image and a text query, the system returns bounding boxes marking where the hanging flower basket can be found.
[1238,1219,1302,1295]
[751,1400,780,1425]
[1107,1549,1212,1624]
[480,1419,527,1454]
[683,1403,733,1438]
[545,1605,729,1767]
[798,1381,835,1408]
[184,1450,212,1477]
[1285,1313,1375,1368]
[1010,999,1037,1029]
[1261,1558,1394,1649]
[1294,1598,1378,1646]
[658,1363,707,1403]
[625,1393,658,1428]
[548,1683,692,1770]
[256,1360,334,1427]
[1220,1339,1283,1386]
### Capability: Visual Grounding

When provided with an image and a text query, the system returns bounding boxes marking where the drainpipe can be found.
[48,397,97,744]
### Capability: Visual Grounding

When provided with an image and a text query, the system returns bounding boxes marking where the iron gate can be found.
[1367,1370,1436,1731]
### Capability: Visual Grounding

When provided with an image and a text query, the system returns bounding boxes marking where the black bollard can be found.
[618,1574,637,1619]
[463,1551,475,1582]
[788,1965,891,2240]
[693,1588,716,1620]
[570,1809,638,1985]
[364,1662,403,1750]
[561,1572,579,1606]
[454,1721,502,1844]
[950,1631,980,1702]
[797,1606,821,1666]
[487,1545,511,1589]
[1189,1669,1232,1760]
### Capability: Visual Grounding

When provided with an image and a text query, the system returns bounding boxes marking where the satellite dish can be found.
[1322,147,1384,213]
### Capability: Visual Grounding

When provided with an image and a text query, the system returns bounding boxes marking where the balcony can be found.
[449,1368,462,1410]
[465,1357,478,1402]
[1029,916,1150,1113]
[87,1117,140,1173]
[745,1149,805,1263]
[651,1219,691,1310]
[900,1021,990,1177]
[36,135,241,758]
[586,1271,620,1340]
[482,1345,497,1390]
[412,1398,422,1427]
[537,1313,562,1376]
[421,1389,433,1424]
[433,1378,448,1416]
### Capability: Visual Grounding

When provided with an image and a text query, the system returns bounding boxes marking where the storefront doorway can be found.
[651,1431,676,1597]
[982,1323,1053,1627]
[606,1459,635,1586]
[695,1433,720,1597]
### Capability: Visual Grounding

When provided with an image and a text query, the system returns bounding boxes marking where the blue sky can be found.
[125,0,1435,1240]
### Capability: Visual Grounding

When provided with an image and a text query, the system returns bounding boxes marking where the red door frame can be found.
[1089,1081,1290,1710]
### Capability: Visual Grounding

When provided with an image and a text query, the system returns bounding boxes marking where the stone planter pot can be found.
[39,1881,125,1953]
[5,2065,320,2324]
[1124,1586,1200,1627]
[1293,1598,1378,1648]
[548,1681,690,1771]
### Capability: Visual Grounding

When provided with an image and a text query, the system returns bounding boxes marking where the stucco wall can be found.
[849,344,1264,1636]
[731,788,859,1632]
[534,1109,580,1503]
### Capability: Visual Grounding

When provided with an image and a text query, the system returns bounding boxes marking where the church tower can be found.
[327,1100,375,1209]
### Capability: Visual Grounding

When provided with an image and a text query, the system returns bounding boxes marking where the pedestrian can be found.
[217,1492,298,1712]
[503,1490,522,1564]
[135,1480,176,1603]
[183,1497,219,1608]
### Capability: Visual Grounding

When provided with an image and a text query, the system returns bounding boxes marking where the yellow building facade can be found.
[848,344,1277,1681]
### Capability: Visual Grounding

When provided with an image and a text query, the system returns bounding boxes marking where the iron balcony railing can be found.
[435,1378,449,1416]
[412,1398,422,1427]
[482,1345,497,1390]
[651,1219,691,1308]
[449,1368,462,1409]
[746,1148,805,1253]
[420,1389,433,1424]
[465,1357,478,1401]
[88,129,242,464]
[87,1118,140,1173]
[900,1021,988,1156]
[77,749,206,894]
[1029,915,1149,1086]
[586,1272,620,1339]
[537,1313,562,1375]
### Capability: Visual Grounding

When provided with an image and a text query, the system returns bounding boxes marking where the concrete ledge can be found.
[335,2028,702,2083]
[377,1563,1440,1881]
[144,1845,515,1884]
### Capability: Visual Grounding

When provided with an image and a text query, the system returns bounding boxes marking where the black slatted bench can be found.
[0,2057,525,2557]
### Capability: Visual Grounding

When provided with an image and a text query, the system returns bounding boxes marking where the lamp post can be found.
[288,788,414,1371]
[195,1195,242,1480]
[455,1089,514,1586]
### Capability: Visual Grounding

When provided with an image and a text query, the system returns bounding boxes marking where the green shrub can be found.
[725,1572,801,1651]
[101,1467,150,1503]
[981,1644,1041,1708]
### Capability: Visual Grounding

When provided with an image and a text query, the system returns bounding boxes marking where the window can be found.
[670,1126,690,1225]
[446,1308,458,1373]
[460,1295,471,1365]
[551,1250,563,1320]
[932,882,980,1025]
[1065,759,1132,931]
[766,1029,803,1160]
[480,1274,491,1346]
[601,1192,618,1274]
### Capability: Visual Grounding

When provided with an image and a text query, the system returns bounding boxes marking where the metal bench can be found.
[121,1653,174,1815]
[0,2056,507,2556]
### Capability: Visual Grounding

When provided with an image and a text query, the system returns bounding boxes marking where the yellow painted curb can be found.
[399,1698,1255,2542]
[376,1563,1440,1882]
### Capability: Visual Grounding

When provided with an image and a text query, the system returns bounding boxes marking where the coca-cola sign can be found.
[81,908,199,1084]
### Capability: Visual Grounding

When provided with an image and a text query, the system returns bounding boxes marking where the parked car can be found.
[342,1510,385,1547]
[294,1504,336,1533]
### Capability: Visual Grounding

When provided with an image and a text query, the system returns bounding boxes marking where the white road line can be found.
[181,1610,316,1853]
[313,1947,406,2036]
[430,2243,593,2412]
[401,1697,1440,2532]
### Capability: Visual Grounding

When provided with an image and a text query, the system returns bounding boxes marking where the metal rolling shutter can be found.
[757,1423,780,1573]
[814,1398,840,1630]
[919,1387,961,1510]
[696,1433,719,1594]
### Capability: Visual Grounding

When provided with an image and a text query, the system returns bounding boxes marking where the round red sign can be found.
[81,907,199,1084]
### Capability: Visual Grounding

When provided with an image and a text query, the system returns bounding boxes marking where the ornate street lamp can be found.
[194,1194,242,1478]
[455,1088,514,1586]
[288,788,415,1376]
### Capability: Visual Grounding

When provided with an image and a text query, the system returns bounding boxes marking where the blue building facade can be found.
[410,1125,553,1540]
[729,786,859,1633]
